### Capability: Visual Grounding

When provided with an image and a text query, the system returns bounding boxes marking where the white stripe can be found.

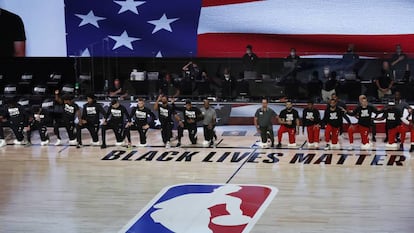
[0,0,66,56]
[199,0,414,35]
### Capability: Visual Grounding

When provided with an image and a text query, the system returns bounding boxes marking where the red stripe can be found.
[202,0,262,7]
[198,33,414,58]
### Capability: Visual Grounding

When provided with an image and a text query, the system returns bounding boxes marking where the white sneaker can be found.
[202,140,209,145]
[307,142,314,148]
[324,144,330,150]
[115,141,125,146]
[91,141,100,146]
[313,143,319,148]
[331,144,340,149]
[260,143,269,149]
[385,143,398,149]
[40,140,49,146]
[165,141,171,149]
[288,143,297,147]
[347,145,354,151]
[360,143,371,150]
[13,139,23,145]
[138,143,147,147]
[54,139,62,146]
[69,139,77,146]
[0,139,6,148]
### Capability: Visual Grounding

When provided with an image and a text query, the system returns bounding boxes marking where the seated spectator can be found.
[321,66,338,102]
[158,72,180,98]
[109,78,128,100]
[375,61,394,99]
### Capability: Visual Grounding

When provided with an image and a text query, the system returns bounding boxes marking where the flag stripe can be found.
[197,33,414,58]
[202,0,262,7]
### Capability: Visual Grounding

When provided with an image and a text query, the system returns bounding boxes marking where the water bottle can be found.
[104,80,109,93]
[75,82,80,97]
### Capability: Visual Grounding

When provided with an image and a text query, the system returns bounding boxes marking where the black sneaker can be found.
[100,144,107,149]
[410,145,414,152]
[271,143,275,148]
[399,143,404,151]
[372,136,376,142]
[209,141,214,147]
[76,144,82,149]
[176,142,181,147]
[276,143,282,148]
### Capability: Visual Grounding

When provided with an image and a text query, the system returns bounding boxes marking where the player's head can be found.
[358,94,366,104]
[86,93,96,104]
[137,98,145,108]
[113,78,121,88]
[185,100,192,109]
[329,98,337,108]
[395,91,401,101]
[111,99,119,108]
[285,100,292,110]
[261,98,268,109]
[213,184,242,195]
[62,94,73,104]
[246,44,252,54]
[161,95,168,105]
[203,99,210,108]
[307,99,314,108]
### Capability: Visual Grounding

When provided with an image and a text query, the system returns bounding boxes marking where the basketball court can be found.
[0,125,412,233]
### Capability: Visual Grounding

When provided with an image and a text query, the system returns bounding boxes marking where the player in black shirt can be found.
[173,100,203,147]
[302,100,321,148]
[0,102,5,147]
[321,98,347,150]
[130,98,156,146]
[276,100,300,148]
[76,94,106,148]
[101,99,131,149]
[54,94,81,146]
[27,106,50,146]
[4,97,30,145]
[154,95,175,148]
[347,97,381,150]
[0,8,26,57]
[376,102,408,150]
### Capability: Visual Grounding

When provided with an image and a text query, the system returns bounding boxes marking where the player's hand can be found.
[178,121,184,128]
[126,122,132,128]
[187,119,194,124]
[102,120,107,125]
[55,90,59,95]
[142,124,150,130]
[286,120,292,125]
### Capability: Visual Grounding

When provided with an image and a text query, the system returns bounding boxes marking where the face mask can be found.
[324,69,330,76]
[224,74,230,80]
[290,52,295,57]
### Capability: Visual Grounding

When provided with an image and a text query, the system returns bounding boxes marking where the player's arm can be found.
[14,41,26,57]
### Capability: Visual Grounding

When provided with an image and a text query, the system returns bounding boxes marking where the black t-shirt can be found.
[159,79,179,96]
[242,53,259,71]
[323,77,337,91]
[82,102,106,124]
[302,108,321,126]
[279,108,299,128]
[157,104,174,124]
[105,105,130,124]
[383,107,402,129]
[6,104,28,124]
[130,106,155,125]
[348,105,380,127]
[0,9,26,57]
[62,103,80,122]
[376,70,393,88]
[174,105,202,124]
[322,107,345,128]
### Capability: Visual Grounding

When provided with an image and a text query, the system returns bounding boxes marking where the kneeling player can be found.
[254,98,277,148]
[322,98,347,150]
[302,100,321,148]
[276,100,300,148]
[101,99,131,148]
[77,94,106,147]
[27,106,50,146]
[130,98,156,147]
[376,102,408,150]
[174,100,202,147]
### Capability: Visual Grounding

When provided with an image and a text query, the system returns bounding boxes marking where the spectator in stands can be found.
[321,66,338,102]
[375,61,394,99]
[390,44,410,82]
[342,43,360,75]
[221,67,236,101]
[242,44,259,72]
[159,72,180,98]
[181,62,199,97]
[0,8,26,57]
[195,71,212,97]
[109,78,128,100]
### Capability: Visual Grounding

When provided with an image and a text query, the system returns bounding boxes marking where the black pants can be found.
[160,121,173,144]
[0,122,4,139]
[203,125,215,142]
[101,122,130,145]
[54,120,76,140]
[134,124,149,144]
[28,121,49,142]
[10,121,25,141]
[259,126,274,145]
[178,122,197,144]
[77,122,100,144]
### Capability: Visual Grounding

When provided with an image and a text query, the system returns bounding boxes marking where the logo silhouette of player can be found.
[150,184,252,233]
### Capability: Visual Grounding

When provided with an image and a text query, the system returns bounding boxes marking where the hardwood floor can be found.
[0,126,413,233]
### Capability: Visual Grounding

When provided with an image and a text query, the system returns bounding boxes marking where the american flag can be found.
[64,0,414,58]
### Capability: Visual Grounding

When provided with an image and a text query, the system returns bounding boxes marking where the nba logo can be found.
[119,183,278,233]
